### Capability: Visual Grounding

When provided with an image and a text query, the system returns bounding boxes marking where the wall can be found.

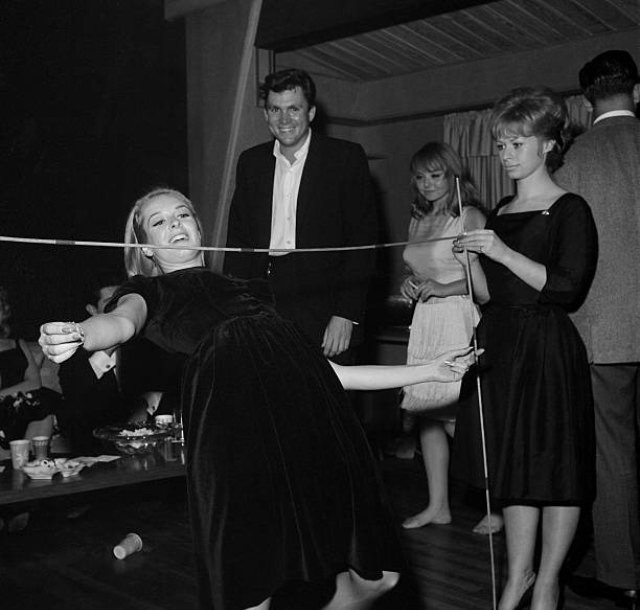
[182,0,264,270]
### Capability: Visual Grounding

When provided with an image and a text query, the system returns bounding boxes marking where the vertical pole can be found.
[456,176,497,610]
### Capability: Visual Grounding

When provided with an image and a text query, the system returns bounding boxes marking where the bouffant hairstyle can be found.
[409,142,483,219]
[124,188,203,278]
[490,86,568,172]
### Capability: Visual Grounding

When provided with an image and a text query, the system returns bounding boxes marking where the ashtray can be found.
[22,458,85,480]
[93,424,177,456]
[22,458,58,480]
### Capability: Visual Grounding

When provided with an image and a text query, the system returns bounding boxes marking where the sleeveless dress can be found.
[452,193,597,504]
[0,339,57,446]
[401,210,480,418]
[110,269,403,610]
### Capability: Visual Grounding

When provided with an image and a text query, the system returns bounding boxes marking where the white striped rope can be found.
[0,233,457,252]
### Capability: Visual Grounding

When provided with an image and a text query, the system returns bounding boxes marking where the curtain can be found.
[443,95,592,209]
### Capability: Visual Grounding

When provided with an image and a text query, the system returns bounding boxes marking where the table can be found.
[0,448,186,507]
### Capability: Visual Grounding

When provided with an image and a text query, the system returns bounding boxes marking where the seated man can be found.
[56,273,182,454]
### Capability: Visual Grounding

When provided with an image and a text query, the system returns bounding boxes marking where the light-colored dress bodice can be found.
[402,212,465,284]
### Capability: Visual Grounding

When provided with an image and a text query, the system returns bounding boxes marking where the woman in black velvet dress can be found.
[453,88,597,610]
[40,188,476,610]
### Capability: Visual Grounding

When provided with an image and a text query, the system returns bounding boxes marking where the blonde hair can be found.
[124,188,203,277]
[490,86,568,171]
[409,142,484,219]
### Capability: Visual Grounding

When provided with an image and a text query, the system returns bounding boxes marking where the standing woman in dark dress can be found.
[453,88,597,610]
[39,188,476,610]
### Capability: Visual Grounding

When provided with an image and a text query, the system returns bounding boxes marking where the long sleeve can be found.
[224,146,273,280]
[332,143,378,323]
[540,195,598,309]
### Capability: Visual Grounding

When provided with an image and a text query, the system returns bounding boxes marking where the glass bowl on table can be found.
[93,423,178,457]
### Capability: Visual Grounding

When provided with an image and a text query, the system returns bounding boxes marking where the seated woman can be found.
[40,187,478,610]
[0,286,58,447]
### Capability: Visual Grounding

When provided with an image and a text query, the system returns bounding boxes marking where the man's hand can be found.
[322,316,353,358]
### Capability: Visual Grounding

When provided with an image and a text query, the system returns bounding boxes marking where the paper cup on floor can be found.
[113,532,143,560]
[32,436,50,460]
[9,439,31,469]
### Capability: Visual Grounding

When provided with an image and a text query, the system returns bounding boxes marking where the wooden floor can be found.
[0,456,609,610]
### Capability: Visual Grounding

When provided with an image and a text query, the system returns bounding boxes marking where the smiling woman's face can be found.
[139,194,202,272]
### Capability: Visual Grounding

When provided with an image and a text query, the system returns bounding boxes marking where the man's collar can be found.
[273,129,312,161]
[593,110,636,125]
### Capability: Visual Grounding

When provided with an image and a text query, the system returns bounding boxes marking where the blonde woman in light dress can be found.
[400,143,500,534]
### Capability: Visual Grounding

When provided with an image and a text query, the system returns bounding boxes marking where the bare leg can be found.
[244,599,271,610]
[402,419,452,528]
[323,570,399,610]
[499,505,539,610]
[530,506,580,610]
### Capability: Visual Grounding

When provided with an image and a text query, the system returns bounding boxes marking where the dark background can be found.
[0,0,188,336]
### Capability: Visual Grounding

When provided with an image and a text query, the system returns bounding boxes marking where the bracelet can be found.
[66,321,86,345]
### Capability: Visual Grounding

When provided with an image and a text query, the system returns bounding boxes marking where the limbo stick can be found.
[455,176,497,610]
[0,233,455,254]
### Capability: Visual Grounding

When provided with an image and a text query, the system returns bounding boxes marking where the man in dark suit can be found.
[56,277,129,454]
[224,68,378,363]
[555,49,640,609]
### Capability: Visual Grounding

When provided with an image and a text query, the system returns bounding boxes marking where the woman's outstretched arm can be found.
[39,293,147,364]
[329,346,477,391]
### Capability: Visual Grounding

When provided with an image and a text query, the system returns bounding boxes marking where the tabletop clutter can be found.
[5,413,184,479]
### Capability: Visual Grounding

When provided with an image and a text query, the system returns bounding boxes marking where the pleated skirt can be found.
[453,304,595,504]
[402,295,479,420]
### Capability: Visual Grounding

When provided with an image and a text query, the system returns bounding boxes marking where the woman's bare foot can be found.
[472,512,504,535]
[402,505,451,529]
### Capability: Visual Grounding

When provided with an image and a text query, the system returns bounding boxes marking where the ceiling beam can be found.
[256,0,501,52]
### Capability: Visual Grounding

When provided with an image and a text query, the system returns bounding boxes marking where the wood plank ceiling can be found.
[272,0,640,81]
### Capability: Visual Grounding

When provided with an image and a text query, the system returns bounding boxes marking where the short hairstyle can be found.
[490,86,568,171]
[86,270,126,304]
[579,49,640,104]
[409,142,484,219]
[260,68,316,107]
[124,188,203,278]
